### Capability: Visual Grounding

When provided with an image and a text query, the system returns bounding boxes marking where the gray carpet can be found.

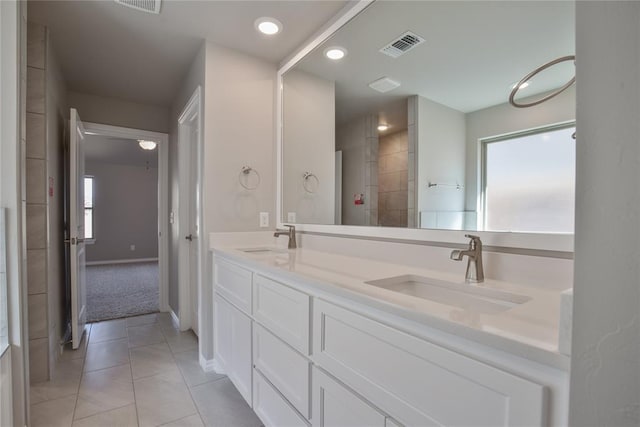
[86,262,159,322]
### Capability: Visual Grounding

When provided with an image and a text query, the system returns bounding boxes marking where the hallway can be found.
[29,313,261,427]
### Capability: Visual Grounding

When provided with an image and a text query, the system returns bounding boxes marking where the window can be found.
[481,123,575,233]
[84,176,95,240]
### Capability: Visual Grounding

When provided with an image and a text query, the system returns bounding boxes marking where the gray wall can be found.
[283,69,335,224]
[68,91,170,133]
[85,161,159,262]
[570,2,640,425]
[378,130,408,227]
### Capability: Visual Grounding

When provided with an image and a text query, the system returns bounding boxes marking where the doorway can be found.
[79,122,169,322]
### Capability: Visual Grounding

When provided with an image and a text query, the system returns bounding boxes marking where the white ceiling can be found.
[85,135,158,168]
[28,0,349,106]
[293,1,575,127]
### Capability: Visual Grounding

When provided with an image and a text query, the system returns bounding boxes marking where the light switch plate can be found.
[130,244,136,251]
[259,212,269,228]
[287,212,296,222]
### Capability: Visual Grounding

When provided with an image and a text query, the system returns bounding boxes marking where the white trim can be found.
[86,258,158,266]
[199,353,219,373]
[177,86,203,333]
[170,309,180,330]
[83,122,170,311]
[275,0,574,254]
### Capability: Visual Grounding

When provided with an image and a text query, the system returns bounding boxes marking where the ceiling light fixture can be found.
[377,124,389,132]
[255,17,282,35]
[324,47,347,60]
[138,140,157,150]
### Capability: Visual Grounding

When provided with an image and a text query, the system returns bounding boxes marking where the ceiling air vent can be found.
[114,0,161,14]
[368,77,401,93]
[380,31,425,58]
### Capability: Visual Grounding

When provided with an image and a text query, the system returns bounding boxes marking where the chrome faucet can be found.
[450,234,484,283]
[274,225,297,249]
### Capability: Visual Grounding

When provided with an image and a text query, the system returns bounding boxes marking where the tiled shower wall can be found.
[25,21,67,384]
[378,130,408,227]
[26,22,50,383]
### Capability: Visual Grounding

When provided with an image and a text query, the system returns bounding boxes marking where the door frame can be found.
[82,122,170,312]
[177,86,203,333]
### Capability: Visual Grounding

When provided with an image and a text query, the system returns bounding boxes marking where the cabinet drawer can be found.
[215,259,252,315]
[254,324,311,418]
[254,369,310,427]
[313,300,546,427]
[312,367,386,427]
[253,275,310,354]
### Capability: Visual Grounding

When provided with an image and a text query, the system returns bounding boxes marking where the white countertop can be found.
[212,245,570,370]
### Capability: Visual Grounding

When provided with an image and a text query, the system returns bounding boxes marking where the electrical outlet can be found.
[130,244,136,251]
[288,212,296,223]
[259,212,269,228]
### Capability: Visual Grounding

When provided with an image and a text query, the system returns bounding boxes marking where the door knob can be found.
[185,234,194,241]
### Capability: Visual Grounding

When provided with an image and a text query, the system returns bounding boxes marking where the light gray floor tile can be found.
[161,414,204,427]
[129,342,178,380]
[174,350,225,388]
[191,378,261,427]
[90,319,127,343]
[30,358,83,405]
[163,329,198,354]
[30,395,77,427]
[72,404,138,427]
[134,369,198,427]
[127,313,158,327]
[128,323,166,348]
[84,338,130,372]
[75,364,135,420]
[157,312,178,332]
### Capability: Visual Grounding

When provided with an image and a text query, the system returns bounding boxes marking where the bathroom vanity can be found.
[211,245,569,427]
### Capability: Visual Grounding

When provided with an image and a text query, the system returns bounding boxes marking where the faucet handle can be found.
[464,234,480,240]
[283,224,295,231]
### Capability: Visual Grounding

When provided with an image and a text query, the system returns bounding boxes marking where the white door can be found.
[69,108,87,349]
[177,88,201,334]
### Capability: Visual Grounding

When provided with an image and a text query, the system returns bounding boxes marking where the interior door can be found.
[69,108,87,349]
[188,122,199,335]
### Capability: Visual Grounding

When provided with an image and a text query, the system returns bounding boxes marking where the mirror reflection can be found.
[282,1,575,233]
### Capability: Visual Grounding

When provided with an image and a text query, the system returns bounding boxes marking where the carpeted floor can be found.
[86,261,159,322]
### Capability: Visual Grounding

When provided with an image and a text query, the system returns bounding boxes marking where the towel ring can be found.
[509,55,575,108]
[239,166,260,190]
[302,172,319,194]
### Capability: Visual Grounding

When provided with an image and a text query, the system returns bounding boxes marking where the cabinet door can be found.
[313,300,546,426]
[312,367,386,427]
[215,259,253,315]
[214,294,253,405]
[254,369,310,427]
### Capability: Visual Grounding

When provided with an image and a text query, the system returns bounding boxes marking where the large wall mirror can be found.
[280,1,575,244]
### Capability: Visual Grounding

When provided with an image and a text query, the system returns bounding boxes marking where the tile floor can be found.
[30,313,263,427]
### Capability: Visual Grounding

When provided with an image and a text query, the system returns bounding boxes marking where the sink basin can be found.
[238,247,287,254]
[365,275,531,314]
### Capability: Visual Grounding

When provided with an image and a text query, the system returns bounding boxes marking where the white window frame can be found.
[84,175,95,243]
[479,121,576,233]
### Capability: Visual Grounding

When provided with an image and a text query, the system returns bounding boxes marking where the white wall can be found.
[336,116,367,226]
[416,96,466,216]
[282,69,335,224]
[464,85,576,211]
[68,91,170,133]
[570,2,640,425]
[85,162,159,263]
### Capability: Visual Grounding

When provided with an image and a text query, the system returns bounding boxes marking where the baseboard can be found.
[170,309,180,330]
[86,257,158,266]
[202,355,225,375]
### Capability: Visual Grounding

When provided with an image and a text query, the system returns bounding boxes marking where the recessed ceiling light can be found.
[138,140,157,150]
[511,81,531,90]
[324,47,347,60]
[255,17,282,35]
[377,124,389,132]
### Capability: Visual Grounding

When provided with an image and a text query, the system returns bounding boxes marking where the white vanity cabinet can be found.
[212,254,565,427]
